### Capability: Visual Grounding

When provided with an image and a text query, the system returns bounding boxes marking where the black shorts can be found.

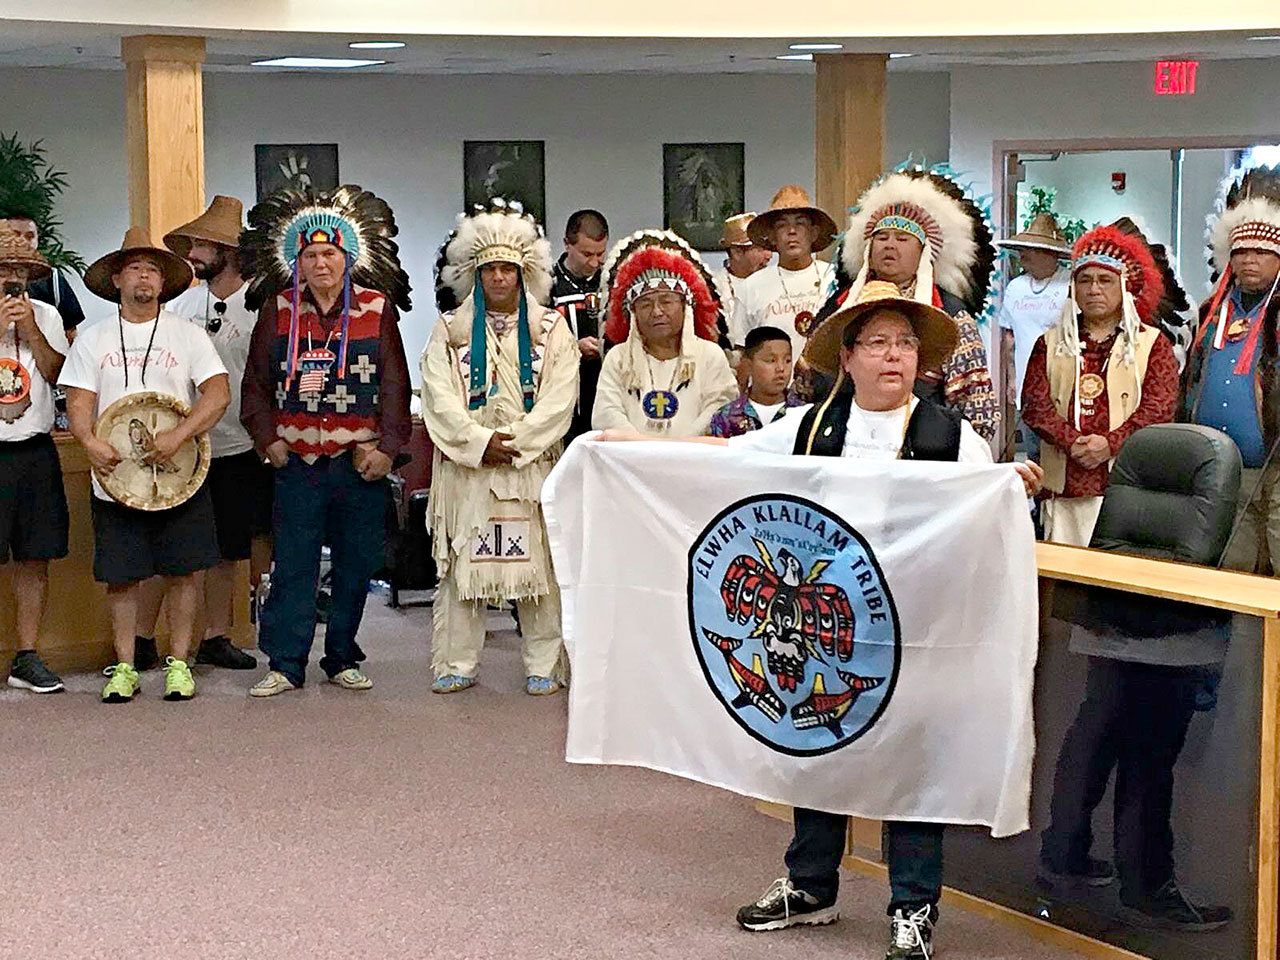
[0,433,69,563]
[90,484,220,586]
[208,450,274,561]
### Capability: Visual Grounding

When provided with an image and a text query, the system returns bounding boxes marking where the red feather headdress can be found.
[1070,224,1165,325]
[600,231,722,344]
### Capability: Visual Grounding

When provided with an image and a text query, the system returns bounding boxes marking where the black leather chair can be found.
[1089,422,1242,564]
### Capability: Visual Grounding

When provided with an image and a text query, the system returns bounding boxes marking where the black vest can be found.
[791,381,963,462]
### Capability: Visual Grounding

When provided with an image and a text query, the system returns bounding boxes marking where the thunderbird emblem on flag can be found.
[690,494,897,756]
[297,347,336,395]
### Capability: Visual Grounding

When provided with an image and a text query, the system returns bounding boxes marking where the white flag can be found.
[544,440,1039,838]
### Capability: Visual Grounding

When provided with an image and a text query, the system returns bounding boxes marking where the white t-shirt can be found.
[730,396,992,465]
[997,269,1070,403]
[59,310,228,499]
[750,399,785,425]
[0,298,69,441]
[730,260,832,357]
[710,267,743,333]
[168,283,256,458]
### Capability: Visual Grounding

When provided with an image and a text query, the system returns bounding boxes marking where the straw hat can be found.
[997,212,1072,257]
[747,186,838,252]
[0,223,50,282]
[801,280,959,377]
[84,227,194,304]
[163,195,244,259]
[719,213,758,248]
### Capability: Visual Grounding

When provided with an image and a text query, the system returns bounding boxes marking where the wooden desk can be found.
[0,433,252,672]
[760,543,1280,960]
[1038,543,1280,960]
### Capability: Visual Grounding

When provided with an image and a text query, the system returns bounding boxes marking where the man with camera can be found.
[0,224,71,694]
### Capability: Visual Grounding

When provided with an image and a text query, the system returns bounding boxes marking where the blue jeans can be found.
[259,453,387,686]
[786,808,944,916]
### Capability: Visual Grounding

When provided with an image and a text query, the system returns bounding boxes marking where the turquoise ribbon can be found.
[467,275,535,413]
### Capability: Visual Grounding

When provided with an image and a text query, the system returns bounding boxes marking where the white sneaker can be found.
[249,670,297,698]
[328,667,373,691]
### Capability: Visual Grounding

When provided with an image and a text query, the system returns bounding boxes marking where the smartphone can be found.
[2,281,22,298]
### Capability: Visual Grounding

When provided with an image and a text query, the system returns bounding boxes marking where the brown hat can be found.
[0,224,51,282]
[163,195,244,259]
[997,212,1071,257]
[747,186,838,252]
[719,213,758,248]
[801,280,958,378]
[84,227,194,304]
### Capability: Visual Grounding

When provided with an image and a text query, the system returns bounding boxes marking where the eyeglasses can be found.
[205,300,227,335]
[854,335,920,357]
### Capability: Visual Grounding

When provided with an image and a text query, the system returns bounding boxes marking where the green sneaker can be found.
[163,656,196,702]
[101,662,140,703]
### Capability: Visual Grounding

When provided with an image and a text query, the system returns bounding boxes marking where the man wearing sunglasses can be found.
[144,196,267,671]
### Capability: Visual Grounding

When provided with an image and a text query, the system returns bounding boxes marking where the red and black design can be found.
[719,546,855,693]
[600,231,723,346]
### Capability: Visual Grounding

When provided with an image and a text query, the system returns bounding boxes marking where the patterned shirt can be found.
[708,391,806,439]
[1022,325,1179,498]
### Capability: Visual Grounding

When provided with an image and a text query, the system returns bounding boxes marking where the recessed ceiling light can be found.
[1249,34,1280,41]
[789,42,843,51]
[252,57,385,69]
[776,53,814,62]
[890,53,915,59]
[349,40,406,50]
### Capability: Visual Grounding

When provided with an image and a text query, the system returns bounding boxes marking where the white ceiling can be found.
[0,21,1278,75]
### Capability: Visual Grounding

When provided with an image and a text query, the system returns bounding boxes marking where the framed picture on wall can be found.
[463,140,546,224]
[254,143,340,201]
[663,142,745,251]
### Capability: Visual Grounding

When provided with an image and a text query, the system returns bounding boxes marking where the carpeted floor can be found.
[1,593,1083,960]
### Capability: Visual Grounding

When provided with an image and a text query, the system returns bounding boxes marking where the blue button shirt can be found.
[1194,289,1267,466]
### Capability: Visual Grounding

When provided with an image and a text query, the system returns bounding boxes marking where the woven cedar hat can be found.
[163,195,244,259]
[802,279,958,378]
[998,212,1072,257]
[747,185,838,252]
[0,222,50,281]
[719,213,758,248]
[84,227,193,304]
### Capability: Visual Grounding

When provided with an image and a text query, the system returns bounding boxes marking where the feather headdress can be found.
[240,185,410,312]
[840,164,996,318]
[1208,165,1280,277]
[434,199,552,312]
[598,230,721,345]
[1052,219,1185,381]
[432,200,553,413]
[598,230,723,393]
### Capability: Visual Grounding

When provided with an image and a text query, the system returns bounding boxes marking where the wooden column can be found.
[814,54,887,229]
[122,35,206,241]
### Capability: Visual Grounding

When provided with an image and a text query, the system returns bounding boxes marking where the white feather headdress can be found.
[435,200,554,308]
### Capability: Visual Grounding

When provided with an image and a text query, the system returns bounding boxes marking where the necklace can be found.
[777,263,821,338]
[641,352,681,429]
[118,311,161,391]
[1028,275,1053,295]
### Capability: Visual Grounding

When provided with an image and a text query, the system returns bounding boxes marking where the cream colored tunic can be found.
[421,304,579,601]
[592,336,738,438]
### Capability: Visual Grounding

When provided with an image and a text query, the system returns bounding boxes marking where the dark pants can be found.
[259,453,387,686]
[1040,657,1199,900]
[787,808,944,916]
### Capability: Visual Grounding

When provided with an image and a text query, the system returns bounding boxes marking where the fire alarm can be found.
[1112,172,1126,194]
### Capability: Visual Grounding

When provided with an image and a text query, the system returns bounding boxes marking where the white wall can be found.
[0,66,950,374]
[953,58,1280,305]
